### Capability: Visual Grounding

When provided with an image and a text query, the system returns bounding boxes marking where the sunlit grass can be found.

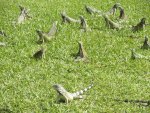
[0,0,150,112]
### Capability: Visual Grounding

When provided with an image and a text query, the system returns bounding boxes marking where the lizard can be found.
[106,3,121,16]
[36,21,58,43]
[118,6,127,19]
[131,49,149,60]
[79,15,91,32]
[17,5,31,24]
[75,41,88,62]
[0,30,7,37]
[103,15,121,29]
[53,83,93,104]
[33,47,45,60]
[132,18,146,32]
[85,5,103,16]
[61,11,80,23]
[141,36,150,50]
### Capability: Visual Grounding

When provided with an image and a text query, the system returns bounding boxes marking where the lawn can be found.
[0,0,150,112]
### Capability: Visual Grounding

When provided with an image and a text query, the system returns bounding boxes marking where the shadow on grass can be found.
[115,99,150,107]
[0,108,13,113]
[70,53,77,58]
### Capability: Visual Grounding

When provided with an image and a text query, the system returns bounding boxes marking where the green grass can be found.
[0,0,150,112]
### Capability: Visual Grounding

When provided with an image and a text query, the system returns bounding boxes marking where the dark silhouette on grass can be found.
[132,18,146,32]
[141,36,150,50]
